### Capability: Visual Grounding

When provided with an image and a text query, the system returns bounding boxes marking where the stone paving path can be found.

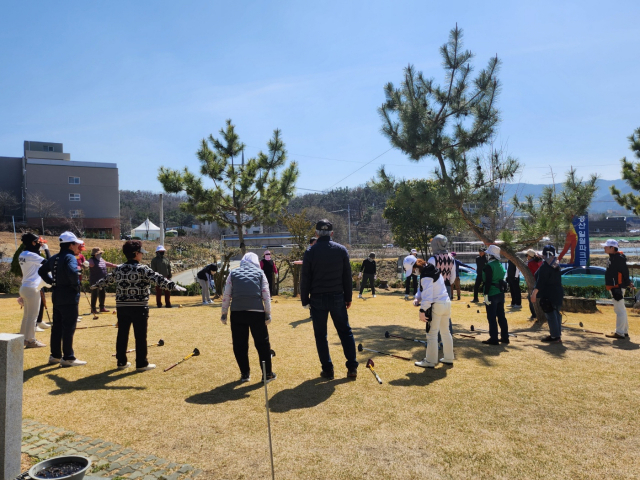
[21,419,202,480]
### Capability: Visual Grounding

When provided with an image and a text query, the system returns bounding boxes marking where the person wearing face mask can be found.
[531,245,564,343]
[150,245,173,308]
[18,232,49,348]
[38,231,86,367]
[88,247,117,314]
[260,250,279,297]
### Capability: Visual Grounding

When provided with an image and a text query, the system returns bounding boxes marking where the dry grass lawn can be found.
[3,290,640,479]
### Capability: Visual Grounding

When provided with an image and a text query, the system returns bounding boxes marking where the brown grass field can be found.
[3,290,640,479]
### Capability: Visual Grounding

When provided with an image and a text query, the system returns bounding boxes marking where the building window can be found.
[69,210,81,218]
[43,145,54,152]
[68,176,80,184]
[69,193,81,201]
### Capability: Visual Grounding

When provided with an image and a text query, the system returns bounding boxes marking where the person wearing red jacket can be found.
[526,249,542,320]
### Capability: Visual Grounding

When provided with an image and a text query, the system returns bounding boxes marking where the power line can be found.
[327,148,395,190]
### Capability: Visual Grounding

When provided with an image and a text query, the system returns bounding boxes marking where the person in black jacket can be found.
[301,219,358,380]
[602,239,633,339]
[531,245,564,343]
[358,252,377,298]
[472,247,487,302]
[506,260,522,308]
[260,250,279,297]
[37,231,86,367]
[196,263,218,305]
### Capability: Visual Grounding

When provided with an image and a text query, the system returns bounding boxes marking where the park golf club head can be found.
[358,343,363,352]
[157,339,165,347]
[193,348,200,356]
[384,331,390,338]
[471,325,475,331]
[270,349,276,357]
[366,359,375,368]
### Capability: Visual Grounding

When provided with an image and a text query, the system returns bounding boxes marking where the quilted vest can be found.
[229,264,265,311]
[89,256,109,284]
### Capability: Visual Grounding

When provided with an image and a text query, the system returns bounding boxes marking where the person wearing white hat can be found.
[150,245,173,308]
[602,239,632,339]
[403,249,419,300]
[37,231,86,367]
[481,245,509,345]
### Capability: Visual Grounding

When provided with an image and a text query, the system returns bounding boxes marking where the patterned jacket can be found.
[93,260,175,307]
[428,254,457,286]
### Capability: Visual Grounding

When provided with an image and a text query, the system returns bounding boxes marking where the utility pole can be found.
[159,193,165,245]
[348,204,351,245]
[41,218,44,236]
[12,216,17,248]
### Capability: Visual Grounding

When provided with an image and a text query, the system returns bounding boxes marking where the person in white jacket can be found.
[403,249,418,300]
[414,259,454,368]
[18,233,49,348]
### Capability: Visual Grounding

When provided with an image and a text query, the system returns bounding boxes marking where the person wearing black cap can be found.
[601,239,633,339]
[38,231,86,367]
[301,219,358,380]
[472,247,487,303]
[531,245,564,343]
[196,263,218,305]
[19,233,48,348]
[92,240,186,371]
[358,252,377,299]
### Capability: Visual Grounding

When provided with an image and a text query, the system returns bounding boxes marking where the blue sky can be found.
[1,1,639,193]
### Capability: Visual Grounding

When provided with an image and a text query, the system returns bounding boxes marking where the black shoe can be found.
[482,339,500,345]
[499,338,510,344]
[347,369,357,380]
[264,372,277,384]
[541,336,562,343]
[320,370,334,380]
[157,305,162,308]
[472,299,479,303]
[165,304,172,309]
[240,373,250,383]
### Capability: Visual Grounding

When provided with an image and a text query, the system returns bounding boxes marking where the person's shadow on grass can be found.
[185,381,263,405]
[23,363,62,383]
[389,365,450,387]
[269,377,351,412]
[289,317,312,329]
[611,338,640,351]
[46,368,142,395]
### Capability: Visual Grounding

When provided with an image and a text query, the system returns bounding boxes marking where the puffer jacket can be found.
[534,260,564,307]
[38,247,80,306]
[300,236,352,305]
[604,252,630,290]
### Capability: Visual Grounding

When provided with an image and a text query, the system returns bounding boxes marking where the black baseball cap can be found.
[21,232,39,245]
[315,219,333,231]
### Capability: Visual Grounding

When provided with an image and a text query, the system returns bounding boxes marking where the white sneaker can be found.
[117,362,132,370]
[136,363,156,372]
[358,294,363,299]
[77,317,83,322]
[48,356,61,365]
[202,302,209,306]
[60,358,87,368]
[372,295,376,298]
[36,322,51,330]
[25,340,46,348]
[440,358,454,365]
[35,326,45,332]
[404,295,409,300]
[208,300,214,304]
[414,358,436,368]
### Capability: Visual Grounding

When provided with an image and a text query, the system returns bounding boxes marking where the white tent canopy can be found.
[131,218,161,240]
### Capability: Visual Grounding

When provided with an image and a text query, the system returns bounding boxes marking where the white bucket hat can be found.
[156,245,166,252]
[486,245,501,260]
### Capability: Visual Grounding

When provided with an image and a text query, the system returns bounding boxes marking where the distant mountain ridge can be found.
[504,179,634,214]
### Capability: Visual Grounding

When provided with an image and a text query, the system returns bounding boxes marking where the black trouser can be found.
[51,304,79,360]
[507,278,522,306]
[405,274,417,295]
[230,311,272,376]
[155,286,171,307]
[265,274,275,297]
[473,276,483,301]
[529,297,537,318]
[91,288,106,311]
[37,295,44,324]
[360,273,375,295]
[116,306,149,368]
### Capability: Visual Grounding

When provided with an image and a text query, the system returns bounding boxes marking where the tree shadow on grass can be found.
[185,381,263,405]
[269,378,351,412]
[46,369,142,395]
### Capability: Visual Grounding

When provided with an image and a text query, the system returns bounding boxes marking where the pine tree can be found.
[610,127,640,213]
[158,120,299,254]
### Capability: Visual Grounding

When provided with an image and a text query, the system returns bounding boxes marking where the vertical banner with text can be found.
[574,214,589,267]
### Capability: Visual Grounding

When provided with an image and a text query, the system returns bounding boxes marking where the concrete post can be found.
[0,334,23,480]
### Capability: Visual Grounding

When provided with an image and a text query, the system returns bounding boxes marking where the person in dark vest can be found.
[196,263,218,305]
[150,245,172,308]
[526,249,543,320]
[531,245,564,343]
[88,247,117,314]
[358,252,377,299]
[481,245,509,345]
[300,219,358,380]
[220,252,275,383]
[38,231,86,367]
[472,247,487,303]
[507,259,522,309]
[260,250,279,297]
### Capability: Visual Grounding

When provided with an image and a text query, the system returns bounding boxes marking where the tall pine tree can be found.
[610,127,640,213]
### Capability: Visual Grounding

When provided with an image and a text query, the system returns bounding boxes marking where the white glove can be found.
[374,275,377,280]
[220,313,227,325]
[265,315,272,326]
[413,299,420,307]
[358,272,362,279]
[484,295,491,305]
[174,285,187,292]
[83,261,90,268]
[41,243,49,250]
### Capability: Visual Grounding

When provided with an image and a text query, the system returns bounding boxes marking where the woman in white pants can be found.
[414,261,454,368]
[18,233,48,348]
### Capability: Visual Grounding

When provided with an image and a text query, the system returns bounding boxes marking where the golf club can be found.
[82,285,98,319]
[470,325,518,337]
[262,360,275,480]
[270,349,276,358]
[562,326,603,335]
[358,343,411,361]
[385,331,427,345]
[366,359,383,384]
[76,324,116,330]
[112,339,165,356]
[164,348,200,372]
[563,321,584,327]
